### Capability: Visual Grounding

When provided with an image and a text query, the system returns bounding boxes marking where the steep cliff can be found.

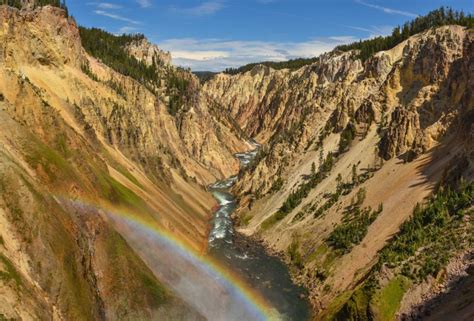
[0,4,248,320]
[203,25,473,319]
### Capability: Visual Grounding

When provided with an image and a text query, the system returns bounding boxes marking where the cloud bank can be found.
[157,37,357,71]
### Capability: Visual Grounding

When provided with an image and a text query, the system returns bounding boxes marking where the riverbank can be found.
[206,143,311,320]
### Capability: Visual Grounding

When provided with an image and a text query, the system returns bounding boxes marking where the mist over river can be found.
[83,142,310,321]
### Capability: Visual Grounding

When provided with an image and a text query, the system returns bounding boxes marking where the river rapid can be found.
[207,142,311,321]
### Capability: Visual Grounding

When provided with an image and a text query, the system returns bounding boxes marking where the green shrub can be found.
[355,188,367,206]
[288,238,303,269]
[338,123,356,153]
[372,277,411,321]
[81,62,99,81]
[269,177,284,193]
[0,254,22,286]
[327,206,379,251]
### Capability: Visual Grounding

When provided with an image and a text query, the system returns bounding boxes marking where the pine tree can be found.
[352,164,358,185]
[319,148,324,172]
[336,173,343,194]
[377,203,384,214]
[324,153,334,173]
[356,188,366,206]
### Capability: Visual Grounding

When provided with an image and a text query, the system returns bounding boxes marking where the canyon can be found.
[203,24,473,319]
[0,3,473,321]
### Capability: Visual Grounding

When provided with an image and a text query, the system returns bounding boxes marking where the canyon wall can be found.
[0,3,472,320]
[204,25,473,319]
[0,5,249,320]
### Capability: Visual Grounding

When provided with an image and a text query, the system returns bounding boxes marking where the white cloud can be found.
[136,0,152,8]
[157,36,356,71]
[94,10,140,24]
[344,25,393,38]
[88,3,141,35]
[329,36,358,42]
[170,1,225,16]
[87,2,123,9]
[172,50,229,61]
[355,0,418,18]
[117,26,140,34]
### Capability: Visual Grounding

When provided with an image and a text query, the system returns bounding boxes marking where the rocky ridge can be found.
[125,37,172,67]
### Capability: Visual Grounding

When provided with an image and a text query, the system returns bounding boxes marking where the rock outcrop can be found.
[125,37,172,66]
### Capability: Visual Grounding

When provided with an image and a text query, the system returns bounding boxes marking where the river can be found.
[207,142,311,321]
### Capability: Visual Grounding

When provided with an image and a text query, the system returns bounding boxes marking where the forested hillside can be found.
[79,27,193,116]
[79,28,161,90]
[223,57,320,75]
[337,7,474,60]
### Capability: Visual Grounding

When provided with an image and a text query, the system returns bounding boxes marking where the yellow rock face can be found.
[203,25,473,316]
[0,5,248,320]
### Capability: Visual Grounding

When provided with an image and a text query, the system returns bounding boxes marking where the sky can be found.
[69,0,474,71]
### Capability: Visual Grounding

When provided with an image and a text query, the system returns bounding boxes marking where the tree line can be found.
[1,0,67,11]
[223,57,320,75]
[337,7,474,61]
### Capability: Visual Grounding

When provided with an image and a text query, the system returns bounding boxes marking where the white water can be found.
[207,142,311,321]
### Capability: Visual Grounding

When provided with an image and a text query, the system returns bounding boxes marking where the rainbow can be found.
[54,195,281,321]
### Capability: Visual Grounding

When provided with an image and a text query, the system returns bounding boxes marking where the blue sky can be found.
[69,1,473,71]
